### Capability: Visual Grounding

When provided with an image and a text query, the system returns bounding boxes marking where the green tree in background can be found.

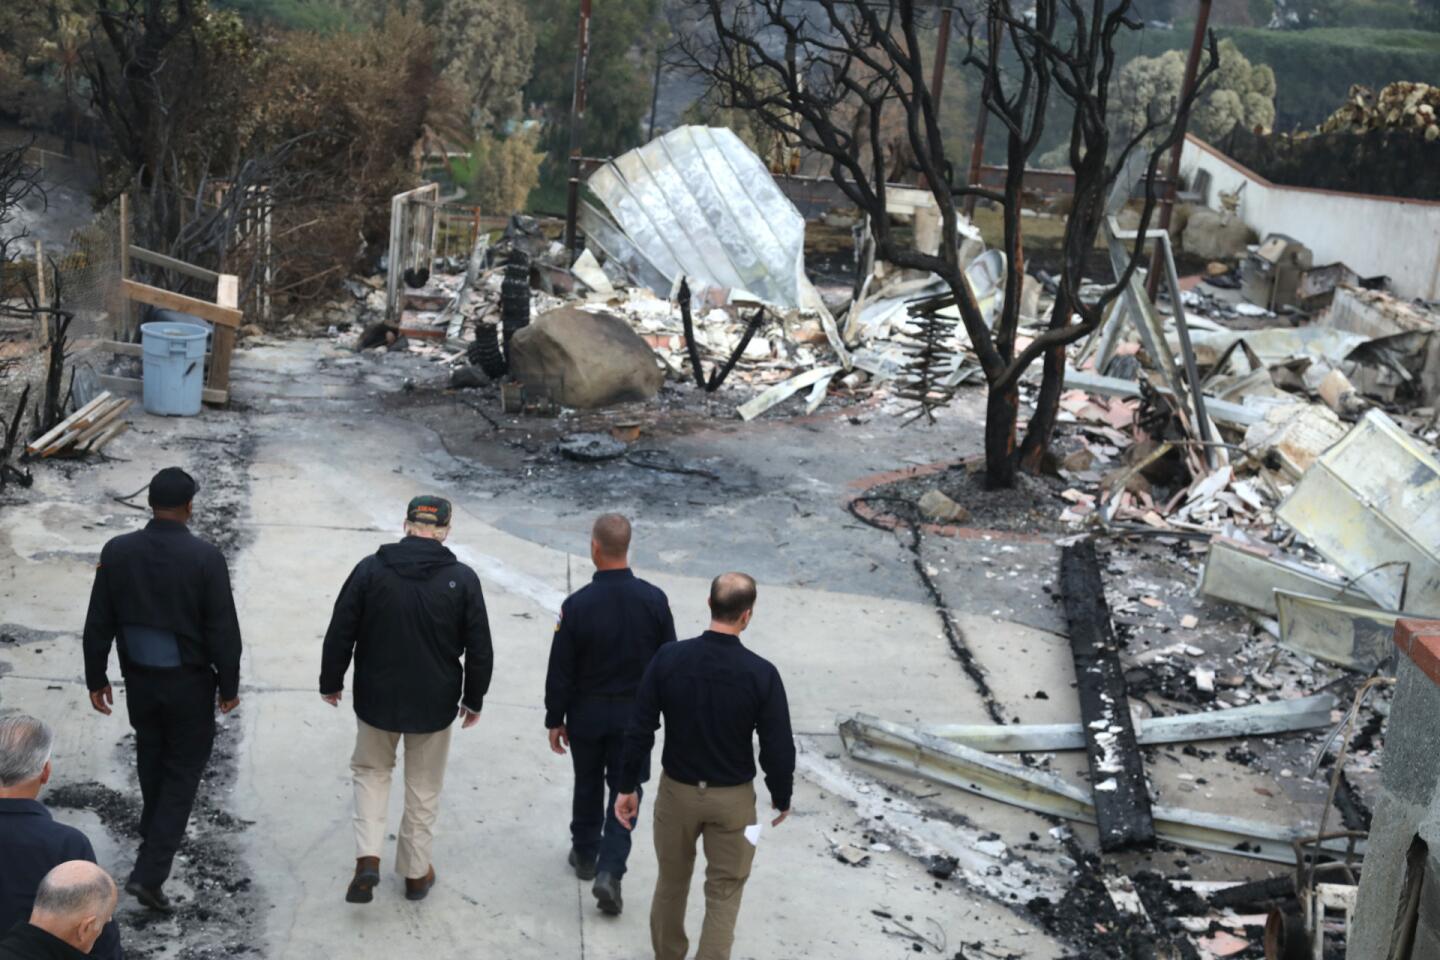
[523,0,660,211]
[1114,38,1275,147]
[0,0,96,137]
[437,0,534,135]
[447,126,544,213]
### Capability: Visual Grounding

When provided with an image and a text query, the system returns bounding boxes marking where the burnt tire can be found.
[500,254,530,361]
[468,323,508,378]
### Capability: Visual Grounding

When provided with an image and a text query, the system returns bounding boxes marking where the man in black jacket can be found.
[0,717,122,960]
[544,513,675,916]
[83,466,241,913]
[0,862,117,960]
[320,495,493,904]
[616,573,795,960]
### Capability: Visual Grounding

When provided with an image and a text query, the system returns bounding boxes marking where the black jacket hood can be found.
[377,536,456,579]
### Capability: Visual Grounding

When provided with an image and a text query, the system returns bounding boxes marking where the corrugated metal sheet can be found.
[1275,590,1400,671]
[585,126,806,308]
[1276,410,1440,613]
[1199,538,1378,616]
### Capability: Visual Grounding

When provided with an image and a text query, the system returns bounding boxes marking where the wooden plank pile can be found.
[25,392,132,458]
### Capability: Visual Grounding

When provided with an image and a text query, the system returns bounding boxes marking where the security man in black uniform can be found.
[82,466,242,913]
[544,513,675,916]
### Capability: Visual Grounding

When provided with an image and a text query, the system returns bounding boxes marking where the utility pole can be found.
[961,16,999,219]
[1146,0,1213,300]
[930,5,953,107]
[563,0,593,259]
[961,103,989,219]
[647,48,662,142]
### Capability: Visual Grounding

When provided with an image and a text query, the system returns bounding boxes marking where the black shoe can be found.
[125,879,174,914]
[592,872,622,916]
[568,847,598,881]
[346,857,381,904]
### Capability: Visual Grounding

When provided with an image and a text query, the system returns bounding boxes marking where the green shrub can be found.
[1115,26,1440,130]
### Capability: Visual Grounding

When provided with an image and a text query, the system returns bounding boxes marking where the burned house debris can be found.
[6,1,1440,958]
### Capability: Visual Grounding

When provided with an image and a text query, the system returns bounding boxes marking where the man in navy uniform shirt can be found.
[83,466,242,913]
[545,513,675,916]
[616,572,794,960]
[0,717,122,959]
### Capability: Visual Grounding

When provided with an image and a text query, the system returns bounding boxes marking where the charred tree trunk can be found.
[983,381,1019,489]
[675,0,1218,489]
[1018,287,1075,471]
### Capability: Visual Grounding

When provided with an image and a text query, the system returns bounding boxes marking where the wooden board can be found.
[208,275,239,395]
[72,399,132,447]
[120,279,241,329]
[128,245,222,283]
[40,397,129,457]
[25,391,113,454]
[97,373,227,406]
[88,420,129,452]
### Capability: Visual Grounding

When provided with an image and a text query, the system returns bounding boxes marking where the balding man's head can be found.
[708,573,757,628]
[30,861,116,953]
[0,715,53,795]
[591,514,632,566]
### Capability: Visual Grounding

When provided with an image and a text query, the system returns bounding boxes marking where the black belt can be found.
[664,771,749,790]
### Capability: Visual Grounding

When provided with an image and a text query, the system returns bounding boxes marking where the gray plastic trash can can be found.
[141,321,208,416]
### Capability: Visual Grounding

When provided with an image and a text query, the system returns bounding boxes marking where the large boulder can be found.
[1182,209,1256,261]
[507,306,663,409]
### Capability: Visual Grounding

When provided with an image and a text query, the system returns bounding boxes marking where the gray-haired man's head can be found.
[31,861,117,953]
[0,715,54,793]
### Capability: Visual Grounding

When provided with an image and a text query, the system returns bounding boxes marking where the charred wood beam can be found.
[677,277,768,394]
[678,278,707,391]
[705,307,765,392]
[1060,540,1156,852]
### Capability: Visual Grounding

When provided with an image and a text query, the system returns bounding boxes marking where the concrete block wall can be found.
[1348,619,1440,959]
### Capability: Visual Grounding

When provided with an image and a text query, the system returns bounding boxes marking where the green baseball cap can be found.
[406,495,452,526]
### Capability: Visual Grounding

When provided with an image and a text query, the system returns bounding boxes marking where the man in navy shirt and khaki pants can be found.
[616,572,795,960]
[545,513,676,916]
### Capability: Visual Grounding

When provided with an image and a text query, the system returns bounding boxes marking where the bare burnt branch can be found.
[705,308,767,392]
[664,1,1215,485]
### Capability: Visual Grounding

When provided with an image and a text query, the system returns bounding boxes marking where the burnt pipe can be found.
[847,493,1006,726]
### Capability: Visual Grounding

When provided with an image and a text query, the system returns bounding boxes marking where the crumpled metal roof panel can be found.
[586,125,806,308]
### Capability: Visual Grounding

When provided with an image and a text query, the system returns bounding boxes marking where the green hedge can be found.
[1118,26,1440,130]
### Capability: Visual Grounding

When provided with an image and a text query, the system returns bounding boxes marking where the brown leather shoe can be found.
[405,865,436,901]
[346,857,381,904]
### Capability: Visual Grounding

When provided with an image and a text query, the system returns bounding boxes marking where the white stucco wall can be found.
[1178,135,1440,301]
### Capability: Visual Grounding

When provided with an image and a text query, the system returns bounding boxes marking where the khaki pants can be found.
[351,717,453,879]
[651,773,758,960]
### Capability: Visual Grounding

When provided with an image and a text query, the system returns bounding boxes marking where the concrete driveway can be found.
[0,339,1069,959]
